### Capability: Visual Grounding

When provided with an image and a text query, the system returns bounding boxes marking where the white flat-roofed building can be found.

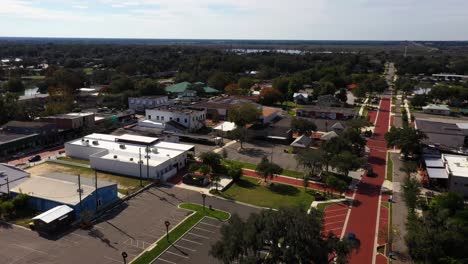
[65,133,194,182]
[145,106,206,132]
[442,154,468,197]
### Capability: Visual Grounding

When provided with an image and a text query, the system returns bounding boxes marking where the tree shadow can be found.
[268,183,299,196]
[236,178,256,189]
[238,148,266,157]
[87,228,117,249]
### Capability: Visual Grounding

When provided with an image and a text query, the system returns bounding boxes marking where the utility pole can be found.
[139,148,143,186]
[146,146,150,179]
[6,177,10,198]
[95,170,99,213]
[78,174,83,214]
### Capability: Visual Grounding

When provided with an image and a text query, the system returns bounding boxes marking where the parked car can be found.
[28,155,42,163]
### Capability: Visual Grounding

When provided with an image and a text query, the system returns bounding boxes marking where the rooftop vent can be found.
[92,140,99,145]
[119,144,126,149]
[152,148,158,154]
[130,158,134,161]
[113,155,118,159]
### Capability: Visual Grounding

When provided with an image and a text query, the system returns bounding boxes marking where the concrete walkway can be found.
[389,152,412,263]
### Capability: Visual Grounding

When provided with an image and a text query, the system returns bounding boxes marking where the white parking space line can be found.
[193,226,215,233]
[198,221,221,228]
[11,244,49,255]
[166,250,189,259]
[181,238,203,245]
[157,258,177,264]
[174,244,196,252]
[104,256,123,263]
[187,232,209,239]
[324,213,347,219]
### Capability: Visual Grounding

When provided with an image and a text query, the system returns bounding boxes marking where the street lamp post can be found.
[121,252,128,264]
[201,193,207,210]
[164,220,171,241]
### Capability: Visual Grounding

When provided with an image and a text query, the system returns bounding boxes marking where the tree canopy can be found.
[291,117,317,136]
[256,157,283,182]
[228,103,261,127]
[385,126,427,159]
[210,207,358,264]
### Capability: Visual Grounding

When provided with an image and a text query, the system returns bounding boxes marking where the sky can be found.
[0,0,467,40]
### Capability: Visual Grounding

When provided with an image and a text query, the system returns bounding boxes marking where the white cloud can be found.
[0,0,467,40]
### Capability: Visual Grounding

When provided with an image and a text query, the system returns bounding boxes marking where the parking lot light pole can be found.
[121,252,128,264]
[165,220,171,241]
[201,193,207,211]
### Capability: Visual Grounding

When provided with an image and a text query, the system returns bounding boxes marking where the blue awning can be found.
[427,168,448,179]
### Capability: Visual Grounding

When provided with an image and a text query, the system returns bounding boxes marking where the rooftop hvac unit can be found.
[152,148,158,154]
[130,158,134,161]
[113,155,118,159]
[119,144,126,149]
[92,140,99,145]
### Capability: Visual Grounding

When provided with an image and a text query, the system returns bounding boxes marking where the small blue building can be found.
[11,173,118,218]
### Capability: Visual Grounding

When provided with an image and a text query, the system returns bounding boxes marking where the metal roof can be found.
[427,168,449,179]
[0,164,30,194]
[32,205,74,224]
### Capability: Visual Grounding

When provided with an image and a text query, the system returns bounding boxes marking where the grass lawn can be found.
[132,203,229,264]
[26,162,150,194]
[223,160,304,179]
[58,156,90,165]
[386,152,393,181]
[217,176,315,209]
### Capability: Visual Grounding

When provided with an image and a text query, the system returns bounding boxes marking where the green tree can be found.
[342,128,367,155]
[336,88,348,103]
[255,157,283,182]
[228,102,261,127]
[319,81,337,96]
[330,151,365,177]
[199,152,222,173]
[290,117,317,136]
[210,207,358,264]
[238,77,255,90]
[3,77,24,93]
[272,76,290,95]
[109,74,134,93]
[230,127,248,149]
[227,163,243,182]
[295,149,323,176]
[402,175,421,211]
[208,72,232,90]
[135,78,166,96]
[259,87,284,106]
[385,126,427,159]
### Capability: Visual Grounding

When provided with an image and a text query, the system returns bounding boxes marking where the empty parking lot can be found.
[0,187,192,264]
[152,217,223,264]
[0,186,259,264]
